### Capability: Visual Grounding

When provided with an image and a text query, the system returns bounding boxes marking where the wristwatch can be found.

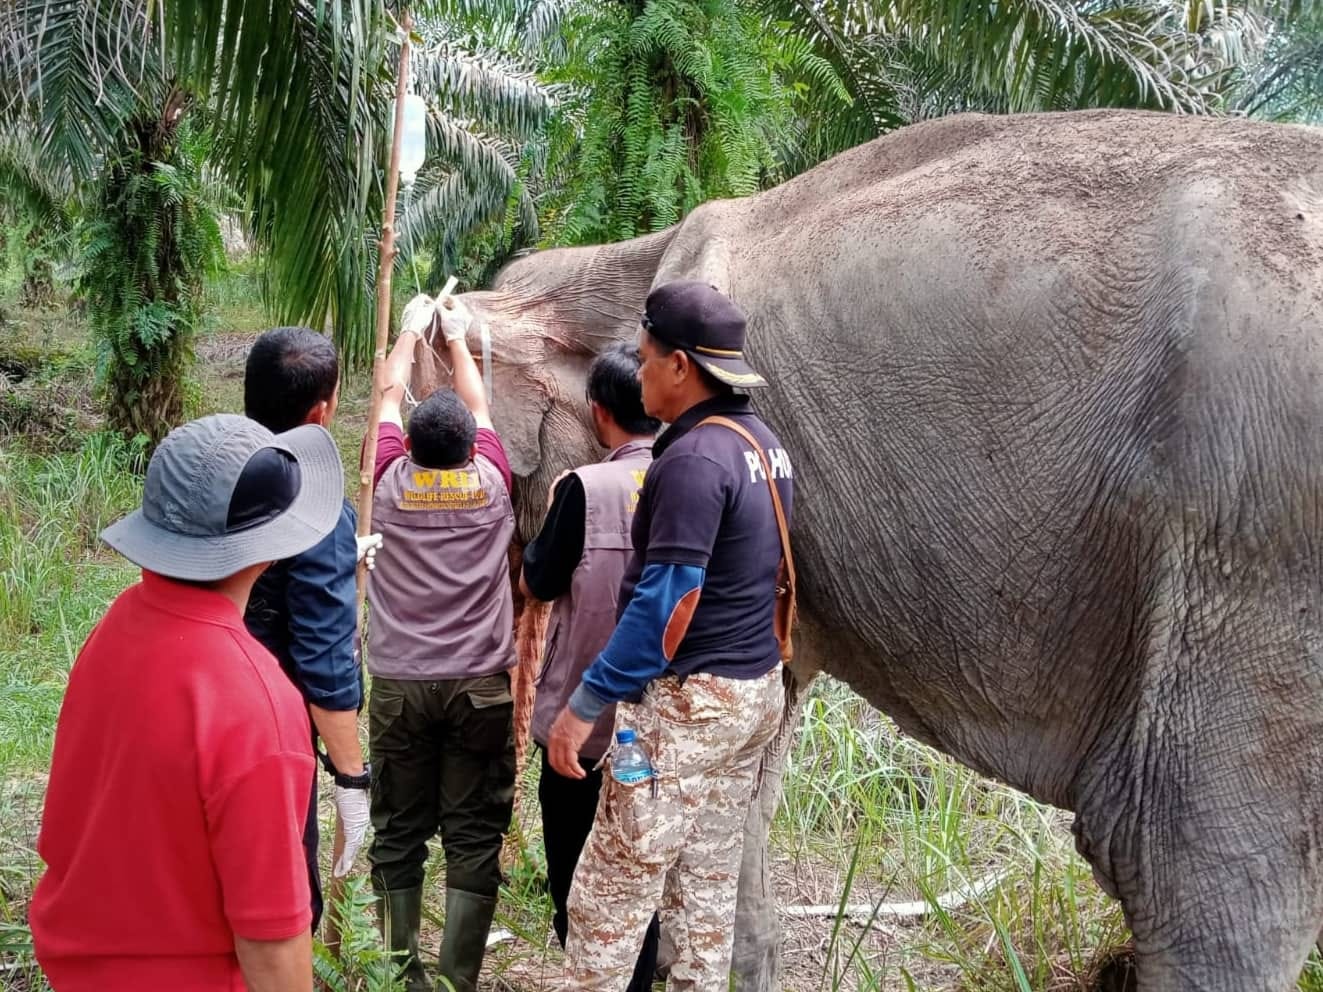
[320,751,372,790]
[332,763,371,790]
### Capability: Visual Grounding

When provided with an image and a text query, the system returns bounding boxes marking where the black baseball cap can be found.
[641,281,767,389]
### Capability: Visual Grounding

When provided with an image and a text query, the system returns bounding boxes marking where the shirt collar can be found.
[139,570,246,627]
[603,438,655,463]
[653,393,753,458]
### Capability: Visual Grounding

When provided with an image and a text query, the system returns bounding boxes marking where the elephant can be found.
[408,108,1323,991]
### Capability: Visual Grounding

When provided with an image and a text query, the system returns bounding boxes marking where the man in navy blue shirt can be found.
[244,327,381,930]
[520,343,661,992]
[547,282,794,991]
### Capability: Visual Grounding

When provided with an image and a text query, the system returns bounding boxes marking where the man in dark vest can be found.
[519,342,662,991]
[366,294,516,992]
[547,282,794,991]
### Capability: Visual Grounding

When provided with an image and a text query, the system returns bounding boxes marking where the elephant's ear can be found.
[488,360,552,477]
[651,204,734,295]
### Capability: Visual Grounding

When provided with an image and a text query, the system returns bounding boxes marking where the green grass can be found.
[0,433,144,773]
[768,680,1134,991]
[203,252,271,336]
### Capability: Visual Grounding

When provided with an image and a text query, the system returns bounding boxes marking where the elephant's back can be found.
[716,109,1323,490]
[735,109,1323,289]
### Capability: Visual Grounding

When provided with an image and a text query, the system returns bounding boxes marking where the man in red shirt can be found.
[31,413,345,992]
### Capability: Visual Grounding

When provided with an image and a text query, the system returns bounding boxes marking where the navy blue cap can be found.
[642,281,767,389]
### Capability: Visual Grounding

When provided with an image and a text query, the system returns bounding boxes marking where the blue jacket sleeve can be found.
[284,506,362,712]
[567,562,705,722]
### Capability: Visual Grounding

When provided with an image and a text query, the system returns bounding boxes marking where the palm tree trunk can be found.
[103,333,189,445]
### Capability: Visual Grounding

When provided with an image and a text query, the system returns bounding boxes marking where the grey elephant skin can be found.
[410,108,1323,992]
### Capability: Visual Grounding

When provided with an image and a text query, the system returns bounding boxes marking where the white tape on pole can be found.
[428,275,459,346]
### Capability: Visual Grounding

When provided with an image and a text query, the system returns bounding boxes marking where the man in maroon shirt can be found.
[365,294,516,992]
[31,414,344,992]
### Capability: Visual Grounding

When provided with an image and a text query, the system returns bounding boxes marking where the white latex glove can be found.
[435,295,474,343]
[400,293,437,338]
[332,785,371,878]
[356,532,383,570]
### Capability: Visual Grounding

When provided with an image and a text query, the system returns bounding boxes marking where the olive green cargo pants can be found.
[368,673,516,895]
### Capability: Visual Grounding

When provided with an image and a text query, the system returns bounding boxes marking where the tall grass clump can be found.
[0,776,49,992]
[776,677,1131,990]
[203,253,270,336]
[0,431,143,774]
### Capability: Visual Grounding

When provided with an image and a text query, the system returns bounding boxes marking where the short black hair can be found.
[589,342,661,436]
[244,327,340,433]
[408,389,476,468]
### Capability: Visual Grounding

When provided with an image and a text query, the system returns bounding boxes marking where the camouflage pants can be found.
[563,666,784,991]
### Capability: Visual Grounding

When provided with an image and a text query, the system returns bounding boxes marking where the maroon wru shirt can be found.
[372,423,511,492]
[366,423,517,680]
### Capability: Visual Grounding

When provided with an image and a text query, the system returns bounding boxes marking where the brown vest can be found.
[367,453,515,679]
[531,439,652,759]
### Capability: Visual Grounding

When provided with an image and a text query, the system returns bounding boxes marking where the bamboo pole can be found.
[323,8,413,966]
[356,11,413,612]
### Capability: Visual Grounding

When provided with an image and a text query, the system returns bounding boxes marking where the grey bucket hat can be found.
[101,413,344,581]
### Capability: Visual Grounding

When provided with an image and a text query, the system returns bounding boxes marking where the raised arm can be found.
[379,294,435,429]
[435,296,493,429]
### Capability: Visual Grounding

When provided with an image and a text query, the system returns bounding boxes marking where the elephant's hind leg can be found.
[732,666,816,992]
[1123,823,1323,991]
[1077,709,1323,990]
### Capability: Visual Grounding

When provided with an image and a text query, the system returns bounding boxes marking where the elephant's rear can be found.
[728,110,1323,747]
[1120,122,1323,991]
[1133,114,1323,683]
[717,110,1323,990]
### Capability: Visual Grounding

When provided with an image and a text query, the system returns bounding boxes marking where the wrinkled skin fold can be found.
[410,109,1323,992]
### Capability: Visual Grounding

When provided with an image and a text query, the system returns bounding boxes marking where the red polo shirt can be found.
[31,571,314,991]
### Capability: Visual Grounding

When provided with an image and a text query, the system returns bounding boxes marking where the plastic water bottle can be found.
[611,729,653,785]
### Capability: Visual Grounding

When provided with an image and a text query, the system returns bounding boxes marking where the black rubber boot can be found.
[436,888,498,992]
[375,886,430,992]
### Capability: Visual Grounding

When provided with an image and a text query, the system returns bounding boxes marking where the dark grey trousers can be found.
[368,673,516,895]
